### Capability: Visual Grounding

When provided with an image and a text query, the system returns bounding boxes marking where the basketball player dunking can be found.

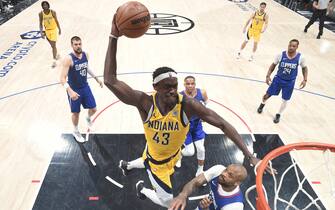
[38,1,61,68]
[237,2,269,61]
[104,15,263,208]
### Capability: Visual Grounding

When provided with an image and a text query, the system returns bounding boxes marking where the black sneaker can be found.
[257,103,265,114]
[119,160,131,176]
[273,114,281,123]
[136,180,146,200]
[304,28,307,33]
[317,34,321,39]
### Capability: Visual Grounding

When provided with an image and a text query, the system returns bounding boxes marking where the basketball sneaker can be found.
[136,180,147,200]
[236,52,241,59]
[73,130,85,143]
[51,61,57,68]
[257,103,265,113]
[273,114,281,123]
[119,160,131,176]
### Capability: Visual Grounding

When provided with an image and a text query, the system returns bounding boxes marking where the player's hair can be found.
[71,36,81,44]
[184,75,195,82]
[260,2,266,6]
[152,67,177,81]
[41,1,50,8]
[289,39,299,45]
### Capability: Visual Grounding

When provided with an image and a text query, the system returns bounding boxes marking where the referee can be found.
[304,0,333,39]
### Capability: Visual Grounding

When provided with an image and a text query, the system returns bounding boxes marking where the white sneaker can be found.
[86,116,93,128]
[248,55,254,62]
[73,130,85,143]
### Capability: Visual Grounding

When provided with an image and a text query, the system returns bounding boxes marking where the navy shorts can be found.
[184,119,206,145]
[67,85,96,113]
[266,76,295,100]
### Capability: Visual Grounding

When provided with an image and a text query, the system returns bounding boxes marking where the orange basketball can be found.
[115,1,151,38]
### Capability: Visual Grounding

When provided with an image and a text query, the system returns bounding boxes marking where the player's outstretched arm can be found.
[183,98,256,165]
[104,15,148,108]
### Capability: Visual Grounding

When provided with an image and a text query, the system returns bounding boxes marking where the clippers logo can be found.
[20,31,42,40]
[146,13,194,35]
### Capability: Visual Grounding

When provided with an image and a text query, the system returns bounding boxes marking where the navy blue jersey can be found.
[276,51,301,81]
[209,177,243,209]
[68,52,89,89]
[181,88,205,121]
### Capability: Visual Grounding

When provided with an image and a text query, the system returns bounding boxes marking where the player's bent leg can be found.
[194,139,205,161]
[194,139,205,177]
[139,168,173,208]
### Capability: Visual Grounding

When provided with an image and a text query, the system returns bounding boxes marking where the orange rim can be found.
[256,142,335,210]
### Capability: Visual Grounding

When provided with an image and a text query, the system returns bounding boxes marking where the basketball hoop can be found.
[246,142,335,210]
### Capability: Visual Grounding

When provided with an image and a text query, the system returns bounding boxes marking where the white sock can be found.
[197,165,204,173]
[141,188,167,207]
[127,157,145,170]
[278,100,288,114]
[74,126,79,132]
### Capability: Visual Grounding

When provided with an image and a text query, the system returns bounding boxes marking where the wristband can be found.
[63,83,69,89]
[109,34,118,39]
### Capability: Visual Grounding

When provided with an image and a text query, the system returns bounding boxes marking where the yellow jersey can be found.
[42,10,57,30]
[143,93,189,161]
[250,11,266,31]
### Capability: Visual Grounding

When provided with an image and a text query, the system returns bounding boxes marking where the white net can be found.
[246,147,335,210]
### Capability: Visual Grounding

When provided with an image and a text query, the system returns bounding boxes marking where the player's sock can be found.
[278,100,288,114]
[196,165,204,177]
[86,116,92,127]
[128,157,145,170]
[74,125,79,132]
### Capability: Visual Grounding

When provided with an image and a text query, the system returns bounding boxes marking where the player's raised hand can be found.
[168,194,187,210]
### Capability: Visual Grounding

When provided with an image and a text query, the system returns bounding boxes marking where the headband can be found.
[153,72,177,84]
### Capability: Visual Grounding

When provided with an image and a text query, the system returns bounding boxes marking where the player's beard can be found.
[74,48,82,54]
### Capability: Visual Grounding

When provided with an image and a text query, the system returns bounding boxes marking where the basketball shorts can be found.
[184,120,206,145]
[246,28,261,42]
[142,148,180,194]
[45,29,58,42]
[267,76,296,100]
[67,85,96,113]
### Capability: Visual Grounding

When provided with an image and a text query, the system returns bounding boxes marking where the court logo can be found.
[20,31,42,40]
[146,13,194,35]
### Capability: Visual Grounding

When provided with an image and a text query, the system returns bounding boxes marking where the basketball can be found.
[115,1,151,38]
